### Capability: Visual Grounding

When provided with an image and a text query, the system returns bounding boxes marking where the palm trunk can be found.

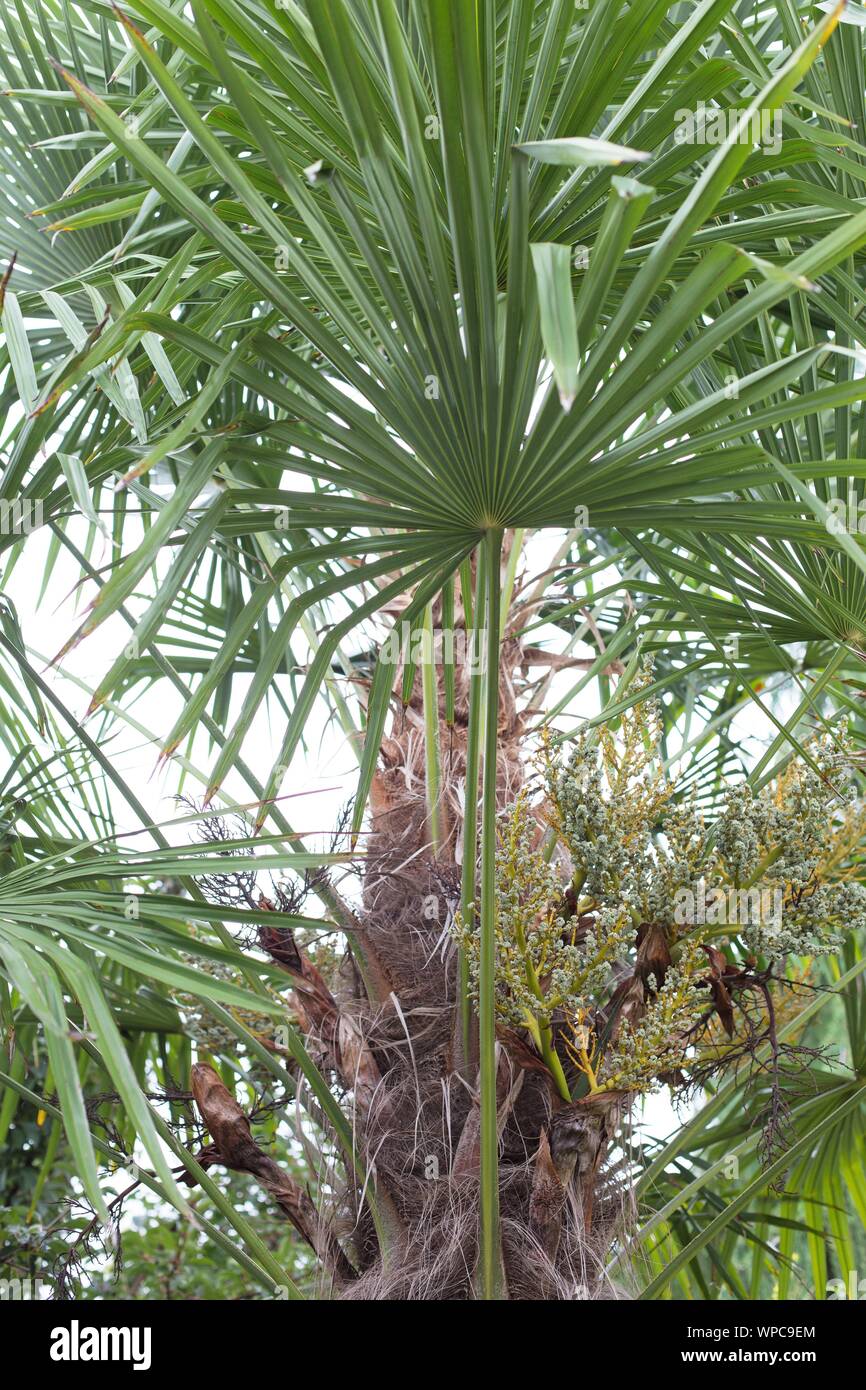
[192,542,634,1299]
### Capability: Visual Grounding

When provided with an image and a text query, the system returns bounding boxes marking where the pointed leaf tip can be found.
[515,137,651,168]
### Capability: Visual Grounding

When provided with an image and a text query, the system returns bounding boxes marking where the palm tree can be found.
[2,0,866,1300]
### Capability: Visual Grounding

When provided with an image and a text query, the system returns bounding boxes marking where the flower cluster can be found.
[710,725,866,959]
[543,659,669,906]
[451,792,633,1033]
[451,664,866,1102]
[592,940,708,1095]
